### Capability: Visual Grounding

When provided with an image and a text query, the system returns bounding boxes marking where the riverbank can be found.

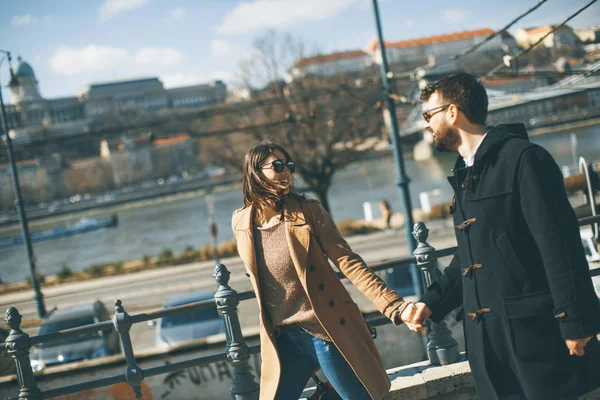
[0,217,392,294]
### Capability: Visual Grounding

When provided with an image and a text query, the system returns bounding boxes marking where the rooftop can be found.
[153,133,191,146]
[294,50,368,68]
[365,28,495,52]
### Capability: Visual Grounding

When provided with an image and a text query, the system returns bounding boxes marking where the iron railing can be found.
[3,216,600,399]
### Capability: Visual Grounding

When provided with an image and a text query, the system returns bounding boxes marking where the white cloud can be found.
[442,9,468,24]
[162,72,204,88]
[99,0,150,21]
[135,47,183,68]
[49,45,184,75]
[169,7,185,20]
[50,45,130,75]
[211,39,235,57]
[218,0,358,34]
[12,15,37,26]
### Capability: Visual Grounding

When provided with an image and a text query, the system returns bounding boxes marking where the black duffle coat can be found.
[420,124,600,400]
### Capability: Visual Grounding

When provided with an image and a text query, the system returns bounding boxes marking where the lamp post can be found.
[370,0,424,296]
[0,50,46,318]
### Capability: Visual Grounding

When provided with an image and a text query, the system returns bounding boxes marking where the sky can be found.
[0,0,599,102]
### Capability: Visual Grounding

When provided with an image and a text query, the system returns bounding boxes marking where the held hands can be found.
[400,302,432,332]
[566,337,592,356]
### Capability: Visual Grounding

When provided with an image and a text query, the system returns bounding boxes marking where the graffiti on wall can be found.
[160,354,262,399]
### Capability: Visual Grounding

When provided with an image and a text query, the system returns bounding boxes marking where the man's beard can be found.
[431,119,461,152]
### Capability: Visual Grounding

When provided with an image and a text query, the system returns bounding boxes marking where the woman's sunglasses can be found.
[259,159,296,173]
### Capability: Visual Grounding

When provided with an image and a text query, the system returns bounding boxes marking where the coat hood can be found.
[452,123,529,171]
[476,123,529,163]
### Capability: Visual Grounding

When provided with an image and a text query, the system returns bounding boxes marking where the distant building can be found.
[365,28,518,67]
[100,135,155,186]
[516,25,581,53]
[79,78,227,117]
[575,26,600,44]
[289,50,372,80]
[0,155,67,208]
[99,133,198,186]
[4,57,227,145]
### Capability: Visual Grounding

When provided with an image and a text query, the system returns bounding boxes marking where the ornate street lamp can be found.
[0,49,46,318]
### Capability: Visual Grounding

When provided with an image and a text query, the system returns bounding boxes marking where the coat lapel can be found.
[233,205,259,278]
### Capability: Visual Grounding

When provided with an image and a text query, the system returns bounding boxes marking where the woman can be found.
[232,142,420,400]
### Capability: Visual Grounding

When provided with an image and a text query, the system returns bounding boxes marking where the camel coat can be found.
[232,196,406,400]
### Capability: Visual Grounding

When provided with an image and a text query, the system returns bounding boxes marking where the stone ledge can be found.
[385,353,476,400]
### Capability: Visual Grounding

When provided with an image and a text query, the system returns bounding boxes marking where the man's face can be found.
[423,92,461,152]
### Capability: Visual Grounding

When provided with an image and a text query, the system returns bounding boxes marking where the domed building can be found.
[9,56,43,104]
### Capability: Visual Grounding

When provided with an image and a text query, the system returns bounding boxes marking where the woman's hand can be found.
[400,302,430,332]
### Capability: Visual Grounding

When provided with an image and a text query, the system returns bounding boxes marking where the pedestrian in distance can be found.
[404,72,600,400]
[231,141,423,400]
[380,200,393,230]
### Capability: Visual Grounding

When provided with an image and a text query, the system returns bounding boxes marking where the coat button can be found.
[318,283,325,291]
[340,318,345,325]
[329,300,335,307]
[245,273,250,277]
[309,265,316,272]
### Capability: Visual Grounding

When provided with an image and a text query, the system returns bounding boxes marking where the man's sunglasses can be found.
[422,104,451,123]
[259,159,296,173]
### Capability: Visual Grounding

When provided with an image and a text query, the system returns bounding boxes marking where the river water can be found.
[1,124,599,283]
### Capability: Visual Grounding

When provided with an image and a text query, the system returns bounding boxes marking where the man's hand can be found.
[566,337,592,356]
[400,302,431,332]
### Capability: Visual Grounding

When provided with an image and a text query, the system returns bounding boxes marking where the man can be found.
[406,72,600,400]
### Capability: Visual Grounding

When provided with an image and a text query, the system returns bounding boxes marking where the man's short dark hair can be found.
[420,72,488,125]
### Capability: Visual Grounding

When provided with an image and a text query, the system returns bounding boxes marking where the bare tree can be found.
[199,30,386,214]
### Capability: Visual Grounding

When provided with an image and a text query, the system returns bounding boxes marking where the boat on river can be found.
[0,215,118,249]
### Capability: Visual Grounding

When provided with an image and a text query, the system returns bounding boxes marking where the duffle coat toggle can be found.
[463,263,483,278]
[467,308,491,322]
[455,218,477,231]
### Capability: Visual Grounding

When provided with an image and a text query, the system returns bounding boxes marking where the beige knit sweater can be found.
[254,221,330,341]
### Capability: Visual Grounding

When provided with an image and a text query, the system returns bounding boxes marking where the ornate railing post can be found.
[4,307,42,399]
[112,300,144,398]
[412,222,460,365]
[213,264,260,400]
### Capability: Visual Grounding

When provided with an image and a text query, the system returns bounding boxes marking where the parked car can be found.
[153,292,225,349]
[30,301,120,371]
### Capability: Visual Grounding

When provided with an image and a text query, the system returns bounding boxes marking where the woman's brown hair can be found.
[242,141,306,213]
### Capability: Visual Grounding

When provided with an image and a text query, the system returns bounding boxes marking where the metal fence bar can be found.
[112,300,144,399]
[4,307,42,399]
[413,222,460,366]
[129,298,217,324]
[213,263,260,400]
[30,320,114,346]
[142,345,261,379]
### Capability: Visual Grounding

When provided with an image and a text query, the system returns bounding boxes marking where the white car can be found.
[153,292,225,349]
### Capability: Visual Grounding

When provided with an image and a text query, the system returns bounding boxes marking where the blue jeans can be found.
[274,329,371,400]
